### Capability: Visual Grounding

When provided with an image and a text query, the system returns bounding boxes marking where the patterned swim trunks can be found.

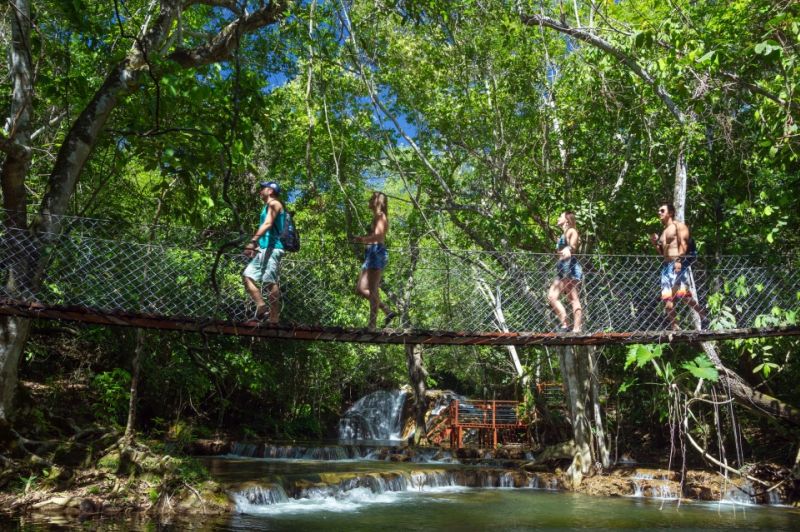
[660,261,689,300]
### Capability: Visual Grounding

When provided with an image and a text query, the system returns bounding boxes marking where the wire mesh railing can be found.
[2,222,799,338]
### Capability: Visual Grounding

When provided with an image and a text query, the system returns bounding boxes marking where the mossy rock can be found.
[318,472,360,484]
[52,442,92,467]
[40,465,74,490]
[97,451,120,472]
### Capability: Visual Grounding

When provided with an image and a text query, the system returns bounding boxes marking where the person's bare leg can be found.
[685,297,705,319]
[243,275,267,316]
[356,269,370,300]
[366,269,383,329]
[267,282,281,323]
[548,280,568,328]
[664,299,678,330]
[567,281,583,332]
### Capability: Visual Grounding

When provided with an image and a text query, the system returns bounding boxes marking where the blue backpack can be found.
[684,235,697,268]
[280,210,300,252]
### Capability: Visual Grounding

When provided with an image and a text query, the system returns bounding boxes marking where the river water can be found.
[4,454,798,530]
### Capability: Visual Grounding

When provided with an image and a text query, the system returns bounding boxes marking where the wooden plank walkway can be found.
[2,299,799,346]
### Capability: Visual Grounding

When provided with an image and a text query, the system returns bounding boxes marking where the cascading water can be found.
[338,389,409,442]
[629,472,678,499]
[233,484,289,513]
[231,470,462,513]
[229,442,362,460]
[723,481,784,505]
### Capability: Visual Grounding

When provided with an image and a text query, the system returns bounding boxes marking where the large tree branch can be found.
[39,1,291,229]
[39,1,183,226]
[520,13,686,125]
[168,1,288,68]
[720,71,800,113]
[702,341,800,427]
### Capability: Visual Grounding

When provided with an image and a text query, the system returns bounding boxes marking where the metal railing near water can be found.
[449,399,527,449]
[1,215,799,345]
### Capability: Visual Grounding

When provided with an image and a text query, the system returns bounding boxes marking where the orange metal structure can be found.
[446,399,527,449]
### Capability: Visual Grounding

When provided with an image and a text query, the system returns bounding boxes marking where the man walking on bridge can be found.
[243,181,286,323]
[650,203,704,330]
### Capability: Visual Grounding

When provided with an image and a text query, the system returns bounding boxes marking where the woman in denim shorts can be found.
[353,192,397,330]
[547,211,583,332]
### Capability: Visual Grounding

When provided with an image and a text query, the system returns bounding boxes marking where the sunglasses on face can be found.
[658,208,667,213]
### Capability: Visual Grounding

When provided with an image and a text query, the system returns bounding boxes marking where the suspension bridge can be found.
[1,215,799,346]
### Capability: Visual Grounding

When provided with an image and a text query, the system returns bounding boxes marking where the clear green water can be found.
[3,457,798,530]
[219,489,799,531]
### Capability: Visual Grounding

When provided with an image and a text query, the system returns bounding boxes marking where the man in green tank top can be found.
[242,181,285,323]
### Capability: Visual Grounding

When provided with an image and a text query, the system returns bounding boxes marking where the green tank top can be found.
[258,205,285,250]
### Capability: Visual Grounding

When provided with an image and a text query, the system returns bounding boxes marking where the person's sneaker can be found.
[255,305,268,320]
[383,311,398,328]
[555,325,571,333]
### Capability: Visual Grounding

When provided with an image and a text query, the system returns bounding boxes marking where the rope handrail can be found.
[1,224,799,343]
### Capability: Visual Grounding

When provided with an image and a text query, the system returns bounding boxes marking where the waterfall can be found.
[233,484,289,512]
[499,472,515,487]
[722,481,783,505]
[629,472,678,499]
[339,389,409,442]
[231,470,463,513]
[228,442,362,460]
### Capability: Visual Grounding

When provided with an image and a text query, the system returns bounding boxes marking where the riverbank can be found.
[0,438,232,521]
[2,438,796,526]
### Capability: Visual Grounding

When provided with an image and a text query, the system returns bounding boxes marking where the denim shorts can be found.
[362,243,388,270]
[243,248,284,285]
[556,257,583,282]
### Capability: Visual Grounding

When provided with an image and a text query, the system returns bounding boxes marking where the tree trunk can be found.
[559,346,592,479]
[123,329,145,441]
[0,317,31,426]
[588,347,611,468]
[476,277,525,381]
[673,139,688,222]
[0,0,34,426]
[559,345,610,486]
[1,0,33,226]
[405,343,428,445]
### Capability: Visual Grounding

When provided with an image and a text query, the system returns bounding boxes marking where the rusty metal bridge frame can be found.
[1,215,799,347]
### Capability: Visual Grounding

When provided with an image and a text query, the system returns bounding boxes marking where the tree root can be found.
[683,430,768,487]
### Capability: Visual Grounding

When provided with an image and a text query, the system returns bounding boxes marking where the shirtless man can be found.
[649,203,704,330]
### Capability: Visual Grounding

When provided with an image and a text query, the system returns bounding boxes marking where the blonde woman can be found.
[547,211,583,333]
[354,192,397,329]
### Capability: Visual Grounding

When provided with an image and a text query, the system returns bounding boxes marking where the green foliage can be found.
[681,355,719,382]
[174,456,210,485]
[16,474,38,495]
[625,344,664,370]
[91,369,131,426]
